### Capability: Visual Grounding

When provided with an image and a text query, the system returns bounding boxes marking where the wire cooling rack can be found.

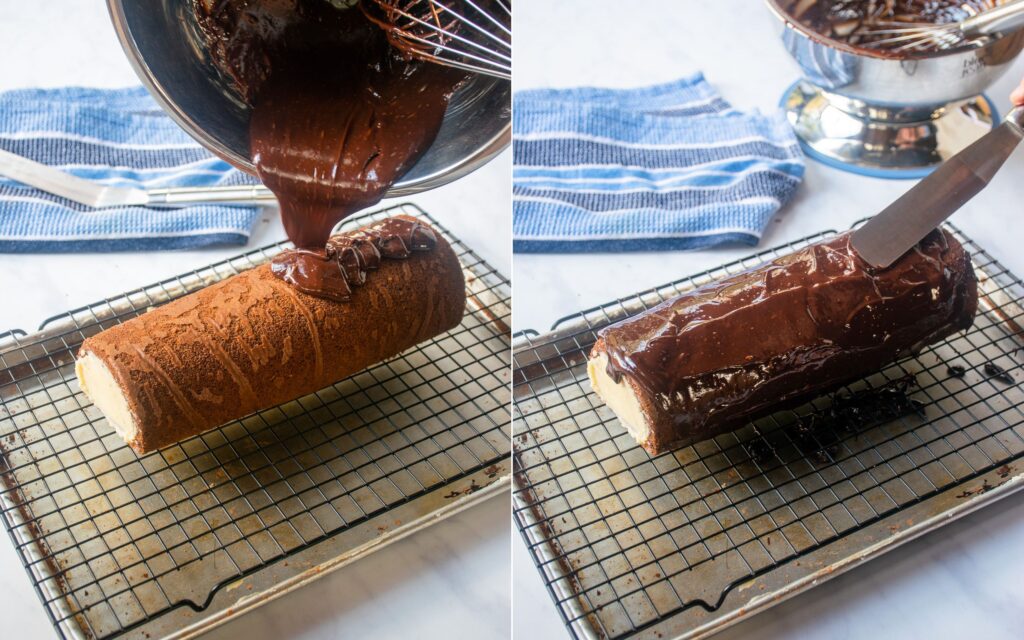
[0,203,511,640]
[513,222,1024,640]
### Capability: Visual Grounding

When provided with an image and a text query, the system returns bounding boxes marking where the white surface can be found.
[513,0,1024,638]
[0,2,511,639]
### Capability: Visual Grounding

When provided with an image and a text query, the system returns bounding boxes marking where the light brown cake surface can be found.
[76,216,465,453]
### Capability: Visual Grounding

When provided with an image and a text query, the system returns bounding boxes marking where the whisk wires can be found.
[364,0,512,79]
[858,0,999,53]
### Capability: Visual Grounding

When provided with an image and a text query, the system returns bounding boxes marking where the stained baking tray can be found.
[0,203,511,640]
[512,221,1024,640]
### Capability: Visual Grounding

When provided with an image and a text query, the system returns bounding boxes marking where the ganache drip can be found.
[270,217,437,302]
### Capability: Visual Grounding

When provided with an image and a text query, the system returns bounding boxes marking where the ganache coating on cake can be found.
[596,228,978,448]
[270,217,438,302]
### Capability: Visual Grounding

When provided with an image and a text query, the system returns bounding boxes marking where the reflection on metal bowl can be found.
[766,0,1024,177]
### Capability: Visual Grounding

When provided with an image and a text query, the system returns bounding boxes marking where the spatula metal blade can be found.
[851,119,1024,269]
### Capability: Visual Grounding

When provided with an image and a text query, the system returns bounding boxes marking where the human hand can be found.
[1011,76,1024,106]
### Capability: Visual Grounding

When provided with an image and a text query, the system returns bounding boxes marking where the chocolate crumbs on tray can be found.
[983,362,1015,385]
[956,479,995,498]
[743,437,774,466]
[746,374,925,465]
[443,479,483,499]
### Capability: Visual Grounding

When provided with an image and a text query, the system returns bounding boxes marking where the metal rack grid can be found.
[512,222,1024,640]
[0,203,511,640]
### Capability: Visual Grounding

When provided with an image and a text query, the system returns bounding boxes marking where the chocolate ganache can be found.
[590,228,978,454]
[195,0,469,297]
[270,216,437,302]
[783,0,998,53]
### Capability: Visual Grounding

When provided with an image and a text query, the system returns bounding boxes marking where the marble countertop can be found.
[512,0,1024,638]
[0,2,510,639]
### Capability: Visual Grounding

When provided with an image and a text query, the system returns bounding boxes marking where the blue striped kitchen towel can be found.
[0,86,261,252]
[513,74,805,252]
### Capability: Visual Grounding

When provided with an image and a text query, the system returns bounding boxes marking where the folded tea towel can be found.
[0,86,261,252]
[513,73,805,252]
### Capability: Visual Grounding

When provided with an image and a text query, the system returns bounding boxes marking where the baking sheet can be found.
[0,203,511,640]
[513,221,1024,640]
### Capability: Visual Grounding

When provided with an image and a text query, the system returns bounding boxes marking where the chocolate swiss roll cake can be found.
[588,228,978,455]
[76,216,465,454]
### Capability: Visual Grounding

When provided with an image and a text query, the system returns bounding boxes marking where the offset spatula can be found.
[0,147,277,208]
[851,106,1024,269]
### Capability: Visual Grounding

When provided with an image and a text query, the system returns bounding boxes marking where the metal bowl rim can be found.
[763,0,998,61]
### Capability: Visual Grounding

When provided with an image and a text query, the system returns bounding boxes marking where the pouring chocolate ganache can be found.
[194,0,470,298]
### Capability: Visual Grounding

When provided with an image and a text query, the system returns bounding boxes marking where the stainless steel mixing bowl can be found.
[106,0,510,197]
[766,0,1024,176]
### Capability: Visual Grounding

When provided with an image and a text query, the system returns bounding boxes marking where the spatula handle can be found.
[146,185,278,206]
